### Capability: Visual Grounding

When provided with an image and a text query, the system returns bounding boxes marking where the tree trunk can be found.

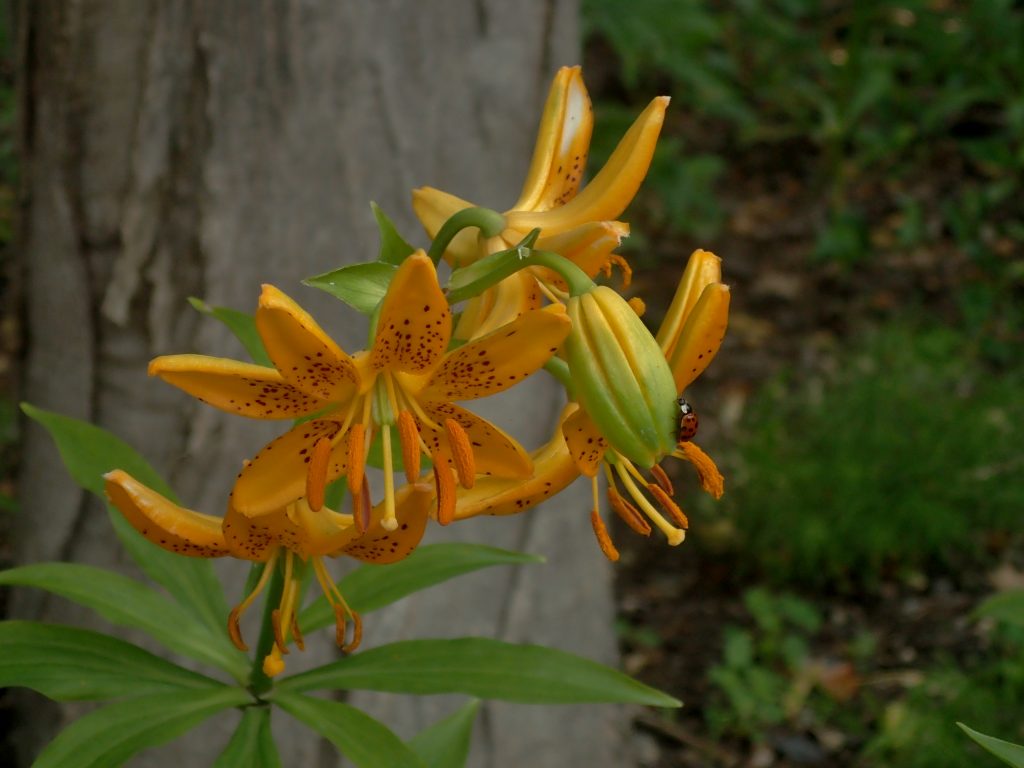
[15,1,629,765]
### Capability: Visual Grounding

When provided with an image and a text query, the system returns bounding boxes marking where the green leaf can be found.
[975,590,1024,628]
[32,687,251,768]
[274,692,426,768]
[0,621,222,701]
[21,404,231,639]
[213,707,282,768]
[958,723,1024,767]
[274,638,680,707]
[304,262,398,314]
[299,543,542,631]
[408,700,479,768]
[372,202,416,265]
[188,298,272,367]
[0,563,246,678]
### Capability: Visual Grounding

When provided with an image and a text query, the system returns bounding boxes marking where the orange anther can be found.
[650,464,674,496]
[271,608,289,655]
[648,483,689,529]
[347,423,366,495]
[227,607,248,652]
[352,475,371,534]
[343,611,363,654]
[590,509,620,562]
[290,613,305,651]
[397,411,422,483]
[333,604,347,648]
[444,418,476,488]
[608,487,652,536]
[432,452,456,526]
[676,441,725,499]
[305,437,332,512]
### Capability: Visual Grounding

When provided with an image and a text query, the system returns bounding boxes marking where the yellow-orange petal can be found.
[370,251,452,374]
[418,402,532,480]
[148,355,322,419]
[424,305,570,402]
[535,221,629,281]
[104,470,229,557]
[514,65,594,212]
[656,249,722,360]
[452,269,544,341]
[560,407,607,478]
[339,485,432,563]
[233,420,349,516]
[257,284,360,402]
[453,406,582,519]
[411,187,481,267]
[667,283,730,393]
[506,96,669,236]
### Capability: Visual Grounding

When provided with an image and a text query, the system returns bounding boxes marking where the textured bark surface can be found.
[15,1,629,766]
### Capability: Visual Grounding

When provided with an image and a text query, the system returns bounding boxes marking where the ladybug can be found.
[676,397,698,442]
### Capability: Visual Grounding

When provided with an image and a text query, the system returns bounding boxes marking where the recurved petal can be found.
[506,96,669,236]
[536,221,630,280]
[104,470,228,557]
[656,249,722,360]
[454,408,582,519]
[411,187,481,267]
[561,406,608,478]
[370,251,451,374]
[257,284,359,402]
[514,65,594,212]
[232,420,350,517]
[419,402,533,480]
[424,305,570,401]
[668,283,730,393]
[148,354,323,419]
[339,484,432,563]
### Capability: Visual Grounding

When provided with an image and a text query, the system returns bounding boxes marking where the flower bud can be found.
[563,286,677,468]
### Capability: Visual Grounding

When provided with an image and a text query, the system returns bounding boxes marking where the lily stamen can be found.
[590,509,620,562]
[311,556,362,653]
[650,464,674,496]
[227,549,279,652]
[613,459,685,546]
[444,418,476,488]
[271,608,289,656]
[432,451,456,525]
[347,423,366,496]
[647,483,689,529]
[672,441,725,499]
[396,410,422,482]
[380,424,398,531]
[305,437,332,512]
[607,485,652,536]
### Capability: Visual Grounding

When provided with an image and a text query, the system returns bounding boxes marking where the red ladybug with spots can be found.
[676,397,698,442]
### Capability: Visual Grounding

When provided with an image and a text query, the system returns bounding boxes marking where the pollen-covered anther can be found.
[444,417,476,488]
[333,604,347,648]
[674,441,725,499]
[271,608,289,655]
[650,464,674,496]
[227,606,248,652]
[353,476,371,534]
[305,436,332,512]
[397,410,422,483]
[590,509,620,562]
[343,611,363,655]
[347,423,366,495]
[608,487,652,536]
[432,451,456,525]
[290,613,305,651]
[627,297,646,316]
[648,483,689,529]
[607,253,633,287]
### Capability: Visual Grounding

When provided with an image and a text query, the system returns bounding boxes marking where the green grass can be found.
[724,320,1024,590]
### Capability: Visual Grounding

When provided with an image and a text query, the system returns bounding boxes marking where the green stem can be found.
[427,207,507,266]
[249,564,284,697]
[544,357,574,398]
[447,248,595,304]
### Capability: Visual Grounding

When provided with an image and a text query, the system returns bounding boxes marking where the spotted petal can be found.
[257,284,359,402]
[370,251,451,374]
[514,65,594,212]
[339,484,432,563]
[104,470,229,557]
[223,500,358,561]
[148,354,322,419]
[507,96,668,236]
[424,305,570,402]
[411,187,481,267]
[232,420,350,517]
[418,402,532,479]
[561,407,608,478]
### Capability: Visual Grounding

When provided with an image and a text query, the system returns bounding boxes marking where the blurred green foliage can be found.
[725,321,1024,589]
[583,0,1024,268]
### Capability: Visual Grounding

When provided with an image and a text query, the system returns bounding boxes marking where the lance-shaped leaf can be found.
[959,723,1024,767]
[273,638,680,707]
[0,621,222,701]
[274,692,426,768]
[22,404,230,638]
[299,544,542,631]
[408,700,479,768]
[213,707,282,768]
[304,261,398,314]
[0,564,246,678]
[32,687,251,768]
[188,298,272,367]
[373,202,416,265]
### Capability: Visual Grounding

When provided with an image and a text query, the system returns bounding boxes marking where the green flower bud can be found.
[563,286,678,468]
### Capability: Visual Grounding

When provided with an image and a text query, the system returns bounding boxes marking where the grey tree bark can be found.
[15,1,629,766]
